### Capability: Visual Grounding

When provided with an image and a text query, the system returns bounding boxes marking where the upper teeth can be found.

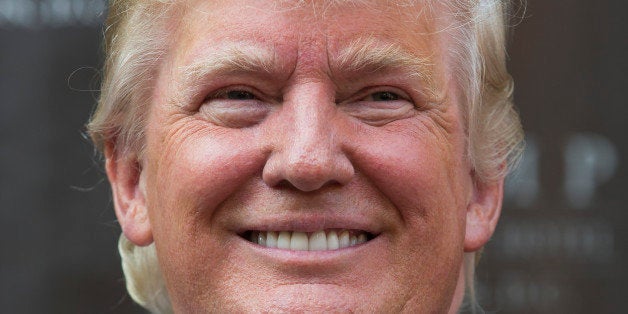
[249,230,368,251]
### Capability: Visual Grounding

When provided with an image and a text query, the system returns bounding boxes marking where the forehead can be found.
[171,0,446,59]
[154,0,454,103]
[176,0,440,27]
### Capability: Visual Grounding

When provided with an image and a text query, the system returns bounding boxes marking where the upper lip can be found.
[232,213,382,236]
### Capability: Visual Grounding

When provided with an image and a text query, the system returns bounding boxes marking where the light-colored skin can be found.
[106,1,503,312]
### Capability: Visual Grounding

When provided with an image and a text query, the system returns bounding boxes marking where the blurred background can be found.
[0,0,625,313]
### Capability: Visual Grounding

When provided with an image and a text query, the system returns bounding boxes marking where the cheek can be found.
[350,119,469,244]
[142,122,270,305]
[347,119,469,308]
[144,121,265,253]
[352,121,469,221]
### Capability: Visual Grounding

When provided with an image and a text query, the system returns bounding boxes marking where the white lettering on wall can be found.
[496,220,614,262]
[505,132,619,210]
[564,132,618,209]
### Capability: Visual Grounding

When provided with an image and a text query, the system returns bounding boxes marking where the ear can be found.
[105,142,153,246]
[464,175,504,252]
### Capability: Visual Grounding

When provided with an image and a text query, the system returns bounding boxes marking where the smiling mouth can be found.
[241,230,375,251]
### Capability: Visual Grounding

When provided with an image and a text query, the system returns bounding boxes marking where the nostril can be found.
[275,180,292,189]
[275,178,342,191]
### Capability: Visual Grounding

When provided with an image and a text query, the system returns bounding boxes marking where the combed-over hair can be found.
[88,1,524,313]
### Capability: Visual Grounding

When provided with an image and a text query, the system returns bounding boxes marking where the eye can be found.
[223,90,256,100]
[340,88,416,126]
[199,87,271,128]
[210,89,258,101]
[368,91,400,102]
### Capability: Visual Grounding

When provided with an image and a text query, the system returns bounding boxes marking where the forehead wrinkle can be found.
[332,37,441,101]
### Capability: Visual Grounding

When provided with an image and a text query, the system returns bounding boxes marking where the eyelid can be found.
[339,86,414,105]
[198,85,273,128]
[205,85,260,101]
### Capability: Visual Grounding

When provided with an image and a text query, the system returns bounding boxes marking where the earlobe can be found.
[464,177,504,252]
[105,142,153,246]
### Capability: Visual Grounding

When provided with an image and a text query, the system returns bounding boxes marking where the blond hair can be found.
[88,1,524,313]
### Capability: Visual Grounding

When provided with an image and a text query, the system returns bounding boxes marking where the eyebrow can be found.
[178,42,278,90]
[332,37,441,100]
[176,38,442,103]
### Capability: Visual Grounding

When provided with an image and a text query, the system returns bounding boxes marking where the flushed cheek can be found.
[355,129,464,215]
[347,118,468,295]
[143,125,270,303]
[144,122,266,238]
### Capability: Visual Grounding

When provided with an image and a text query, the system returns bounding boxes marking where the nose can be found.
[262,85,354,192]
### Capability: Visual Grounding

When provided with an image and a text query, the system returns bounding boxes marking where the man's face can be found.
[119,0,492,312]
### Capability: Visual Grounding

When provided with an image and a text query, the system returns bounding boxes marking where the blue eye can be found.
[225,90,256,100]
[370,91,400,101]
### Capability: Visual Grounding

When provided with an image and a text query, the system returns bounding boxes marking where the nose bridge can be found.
[262,83,354,191]
[288,90,334,165]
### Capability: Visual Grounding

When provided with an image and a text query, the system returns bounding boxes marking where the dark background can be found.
[1,1,625,313]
